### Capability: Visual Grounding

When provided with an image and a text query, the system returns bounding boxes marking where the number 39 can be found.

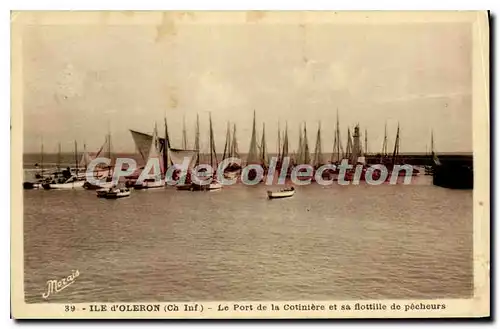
[65,305,76,312]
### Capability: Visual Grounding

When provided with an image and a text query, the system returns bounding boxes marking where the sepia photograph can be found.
[10,10,489,319]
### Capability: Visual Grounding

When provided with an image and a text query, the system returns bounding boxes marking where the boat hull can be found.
[133,180,165,190]
[42,181,85,190]
[84,181,114,190]
[23,182,41,189]
[176,184,192,191]
[267,190,295,199]
[105,192,131,199]
[190,182,223,191]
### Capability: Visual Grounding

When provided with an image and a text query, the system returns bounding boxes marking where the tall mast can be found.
[222,121,231,161]
[246,110,259,165]
[392,123,400,165]
[194,113,200,166]
[313,122,322,167]
[332,109,343,163]
[57,142,61,170]
[382,122,388,157]
[277,121,281,163]
[303,122,310,165]
[260,122,268,168]
[182,115,188,149]
[164,116,170,172]
[297,123,303,164]
[332,129,338,163]
[281,121,289,161]
[231,123,239,159]
[83,142,88,171]
[337,112,341,161]
[107,121,112,176]
[74,140,79,175]
[365,129,368,156]
[431,129,434,156]
[209,112,217,168]
[40,137,44,176]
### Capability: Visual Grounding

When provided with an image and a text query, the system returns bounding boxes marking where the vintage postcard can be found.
[11,10,490,319]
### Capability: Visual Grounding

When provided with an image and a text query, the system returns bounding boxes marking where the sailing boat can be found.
[293,122,313,181]
[247,110,267,182]
[380,122,389,164]
[23,139,47,189]
[220,122,241,180]
[191,113,222,191]
[134,123,166,189]
[312,122,323,169]
[42,141,85,189]
[330,110,344,165]
[386,123,419,178]
[227,123,241,172]
[129,116,197,189]
[273,121,291,179]
[312,122,330,181]
[260,122,269,171]
[425,130,435,175]
[176,114,200,190]
[302,123,311,166]
[83,133,116,190]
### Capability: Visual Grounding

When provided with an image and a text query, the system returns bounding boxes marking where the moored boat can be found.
[104,187,131,199]
[267,186,295,199]
[134,178,165,190]
[190,180,223,191]
[42,176,85,190]
[96,188,109,198]
[23,182,42,189]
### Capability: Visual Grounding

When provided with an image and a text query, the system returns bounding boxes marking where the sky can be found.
[22,12,472,154]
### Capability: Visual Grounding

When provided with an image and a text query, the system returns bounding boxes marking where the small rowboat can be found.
[190,180,223,191]
[267,187,295,199]
[104,187,131,199]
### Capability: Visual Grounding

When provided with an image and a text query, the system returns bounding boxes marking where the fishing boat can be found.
[23,181,42,189]
[104,187,131,199]
[190,181,223,191]
[190,113,223,191]
[275,121,292,178]
[41,141,85,190]
[83,132,117,190]
[23,139,51,189]
[129,114,198,188]
[267,186,295,199]
[221,121,242,174]
[133,124,166,190]
[135,178,165,189]
[42,175,85,190]
[243,111,267,182]
[96,187,110,198]
[385,124,420,179]
[293,122,314,181]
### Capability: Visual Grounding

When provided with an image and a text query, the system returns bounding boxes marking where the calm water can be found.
[23,176,473,303]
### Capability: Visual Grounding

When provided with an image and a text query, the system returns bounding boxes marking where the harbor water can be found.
[23,176,473,303]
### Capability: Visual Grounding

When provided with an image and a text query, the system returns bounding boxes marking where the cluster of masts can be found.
[36,110,413,174]
[159,110,404,171]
